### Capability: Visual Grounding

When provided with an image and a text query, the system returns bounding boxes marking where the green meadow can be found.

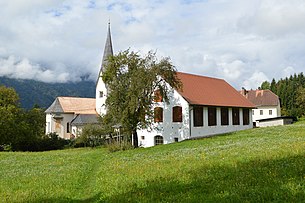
[1,122,305,202]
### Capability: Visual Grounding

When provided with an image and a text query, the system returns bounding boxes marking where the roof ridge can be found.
[247,89,279,98]
[177,71,224,81]
[58,97,95,100]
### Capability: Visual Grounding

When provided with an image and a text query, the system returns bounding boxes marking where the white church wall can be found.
[137,88,190,148]
[45,113,74,139]
[96,79,108,116]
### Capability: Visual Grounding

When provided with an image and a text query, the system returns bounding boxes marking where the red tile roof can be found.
[241,89,279,107]
[176,72,255,108]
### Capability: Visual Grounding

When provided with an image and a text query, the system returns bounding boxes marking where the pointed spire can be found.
[101,21,113,72]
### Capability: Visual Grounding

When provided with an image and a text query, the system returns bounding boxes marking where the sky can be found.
[1,0,305,89]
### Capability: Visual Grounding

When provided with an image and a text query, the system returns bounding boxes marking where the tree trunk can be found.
[132,129,138,148]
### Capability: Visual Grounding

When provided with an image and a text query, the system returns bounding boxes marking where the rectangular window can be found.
[66,122,70,133]
[232,108,240,125]
[193,106,203,127]
[174,137,179,142]
[154,107,163,122]
[269,110,272,115]
[243,109,249,125]
[47,122,51,133]
[173,106,182,122]
[221,108,229,126]
[260,110,263,115]
[99,91,103,98]
[208,107,217,126]
[252,110,254,115]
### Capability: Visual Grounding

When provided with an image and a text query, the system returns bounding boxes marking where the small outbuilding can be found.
[256,116,294,127]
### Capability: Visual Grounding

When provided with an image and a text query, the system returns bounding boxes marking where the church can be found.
[45,23,255,147]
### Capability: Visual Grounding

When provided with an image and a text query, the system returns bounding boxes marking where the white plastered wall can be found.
[45,113,74,139]
[137,88,190,148]
[96,77,108,116]
[252,105,281,122]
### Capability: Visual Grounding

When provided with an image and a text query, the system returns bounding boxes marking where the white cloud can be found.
[243,71,269,90]
[282,66,295,78]
[0,56,72,83]
[0,0,305,89]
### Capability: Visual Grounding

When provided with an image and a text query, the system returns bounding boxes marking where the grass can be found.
[1,122,305,202]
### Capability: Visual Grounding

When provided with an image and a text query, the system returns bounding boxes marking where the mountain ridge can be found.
[0,77,95,109]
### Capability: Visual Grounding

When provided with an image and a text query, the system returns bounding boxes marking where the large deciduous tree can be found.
[0,86,48,151]
[0,86,20,145]
[102,50,181,147]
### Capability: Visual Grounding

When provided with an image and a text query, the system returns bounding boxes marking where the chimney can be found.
[241,87,248,97]
[256,90,264,97]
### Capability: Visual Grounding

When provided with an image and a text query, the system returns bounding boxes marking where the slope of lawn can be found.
[0,122,305,202]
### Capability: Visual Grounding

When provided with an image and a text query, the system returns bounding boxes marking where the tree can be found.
[0,86,20,145]
[102,50,182,148]
[270,78,277,93]
[296,87,305,117]
[12,107,46,151]
[260,81,270,90]
[76,124,106,147]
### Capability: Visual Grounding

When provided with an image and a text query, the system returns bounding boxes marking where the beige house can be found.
[45,97,98,139]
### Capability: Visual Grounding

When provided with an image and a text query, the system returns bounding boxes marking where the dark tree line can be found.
[260,72,305,117]
[0,85,68,151]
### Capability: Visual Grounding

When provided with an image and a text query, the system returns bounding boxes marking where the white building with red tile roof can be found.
[46,23,256,146]
[138,72,255,147]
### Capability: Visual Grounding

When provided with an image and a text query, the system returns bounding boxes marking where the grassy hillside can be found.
[0,123,305,202]
[0,77,95,109]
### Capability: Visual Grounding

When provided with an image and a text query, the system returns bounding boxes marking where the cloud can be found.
[0,0,305,89]
[282,66,295,78]
[0,56,71,83]
[243,71,269,90]
[239,0,305,37]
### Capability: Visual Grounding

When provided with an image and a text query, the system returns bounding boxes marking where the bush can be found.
[72,124,107,148]
[39,132,70,151]
[106,141,133,153]
[12,132,70,152]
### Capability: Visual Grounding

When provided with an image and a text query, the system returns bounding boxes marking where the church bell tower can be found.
[95,22,113,115]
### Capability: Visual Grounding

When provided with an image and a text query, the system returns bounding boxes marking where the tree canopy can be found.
[0,86,20,145]
[102,50,182,147]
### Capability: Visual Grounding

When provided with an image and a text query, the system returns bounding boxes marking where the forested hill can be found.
[0,77,95,109]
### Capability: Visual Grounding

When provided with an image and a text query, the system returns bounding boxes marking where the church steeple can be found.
[100,21,113,73]
[95,22,114,115]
